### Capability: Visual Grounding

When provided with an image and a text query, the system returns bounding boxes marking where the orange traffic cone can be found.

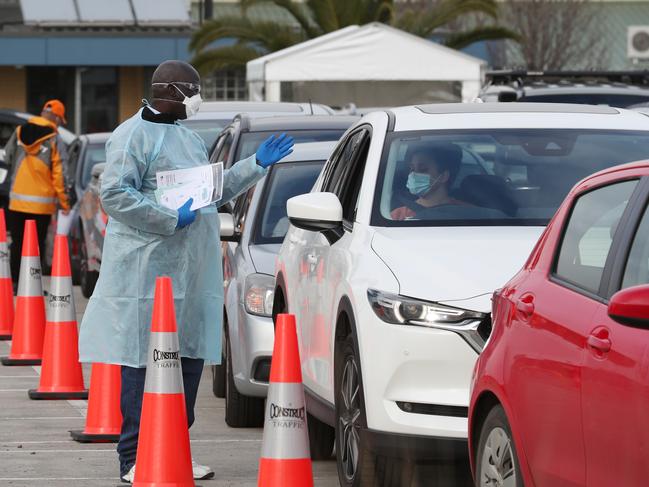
[133,277,194,487]
[0,209,13,340]
[1,220,45,366]
[28,235,87,399]
[70,363,122,442]
[258,313,313,487]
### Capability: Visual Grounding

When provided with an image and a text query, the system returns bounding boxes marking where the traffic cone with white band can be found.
[29,235,87,399]
[70,363,122,442]
[1,220,45,366]
[133,276,194,487]
[258,313,313,487]
[0,209,13,340]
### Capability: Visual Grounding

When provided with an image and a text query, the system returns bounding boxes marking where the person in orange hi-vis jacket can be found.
[3,99,70,286]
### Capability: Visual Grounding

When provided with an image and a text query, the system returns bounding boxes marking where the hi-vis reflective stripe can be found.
[260,383,310,459]
[143,332,184,394]
[17,256,43,297]
[10,193,57,204]
[46,276,75,323]
[0,242,10,279]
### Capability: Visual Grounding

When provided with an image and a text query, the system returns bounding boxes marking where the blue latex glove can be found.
[255,133,295,168]
[176,198,196,229]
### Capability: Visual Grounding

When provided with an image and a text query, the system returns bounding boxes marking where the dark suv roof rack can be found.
[486,70,649,87]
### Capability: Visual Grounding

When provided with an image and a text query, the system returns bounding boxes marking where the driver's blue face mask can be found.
[407,172,440,196]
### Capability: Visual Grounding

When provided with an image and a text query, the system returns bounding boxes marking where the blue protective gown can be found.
[78,109,266,367]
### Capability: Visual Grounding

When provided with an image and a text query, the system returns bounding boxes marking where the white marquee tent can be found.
[247,23,487,107]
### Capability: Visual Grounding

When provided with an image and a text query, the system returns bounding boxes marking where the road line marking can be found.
[0,449,114,453]
[0,416,84,420]
[0,478,117,481]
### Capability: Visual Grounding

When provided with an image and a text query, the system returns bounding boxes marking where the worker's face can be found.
[41,110,61,126]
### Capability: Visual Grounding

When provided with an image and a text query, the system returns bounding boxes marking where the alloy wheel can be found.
[338,357,361,482]
[480,426,517,487]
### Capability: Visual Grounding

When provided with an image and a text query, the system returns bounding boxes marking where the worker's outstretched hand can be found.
[176,198,196,229]
[255,133,294,168]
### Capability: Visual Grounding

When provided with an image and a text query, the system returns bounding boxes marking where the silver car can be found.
[214,141,337,427]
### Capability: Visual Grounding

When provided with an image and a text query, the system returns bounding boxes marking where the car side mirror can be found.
[219,213,240,242]
[287,192,343,244]
[608,284,649,329]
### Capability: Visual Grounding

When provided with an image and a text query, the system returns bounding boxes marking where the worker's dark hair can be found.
[409,143,463,186]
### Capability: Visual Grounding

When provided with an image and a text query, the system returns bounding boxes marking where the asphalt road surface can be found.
[0,282,473,487]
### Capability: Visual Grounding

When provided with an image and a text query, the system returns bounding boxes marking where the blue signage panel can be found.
[0,36,192,66]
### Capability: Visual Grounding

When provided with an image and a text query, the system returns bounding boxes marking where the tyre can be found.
[224,330,265,428]
[70,231,81,286]
[475,405,523,487]
[211,320,227,398]
[79,232,98,299]
[308,412,335,460]
[335,333,413,487]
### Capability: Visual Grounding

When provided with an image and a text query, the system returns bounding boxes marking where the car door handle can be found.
[587,335,611,353]
[516,295,535,319]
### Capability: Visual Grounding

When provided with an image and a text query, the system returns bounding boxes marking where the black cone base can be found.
[1,357,41,366]
[0,334,11,341]
[28,389,88,400]
[70,429,120,443]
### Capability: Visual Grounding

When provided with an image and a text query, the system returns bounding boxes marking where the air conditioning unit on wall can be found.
[628,26,649,59]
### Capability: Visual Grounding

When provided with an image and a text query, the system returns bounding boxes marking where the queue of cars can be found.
[27,89,649,486]
[274,103,649,486]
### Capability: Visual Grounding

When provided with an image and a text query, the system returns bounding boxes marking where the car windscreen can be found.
[81,143,107,188]
[373,129,649,227]
[253,161,325,244]
[520,93,649,108]
[180,119,230,148]
[235,130,345,161]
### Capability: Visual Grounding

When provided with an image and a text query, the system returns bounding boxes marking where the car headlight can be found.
[367,289,489,353]
[244,274,275,317]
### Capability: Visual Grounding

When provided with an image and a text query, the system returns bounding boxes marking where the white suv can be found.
[273,103,649,486]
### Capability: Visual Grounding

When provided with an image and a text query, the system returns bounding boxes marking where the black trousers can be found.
[7,210,51,283]
[117,358,205,476]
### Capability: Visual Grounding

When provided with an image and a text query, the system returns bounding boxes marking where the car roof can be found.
[577,159,649,188]
[193,101,333,120]
[521,85,649,96]
[240,115,359,132]
[278,141,337,164]
[0,109,32,120]
[80,132,112,144]
[385,103,649,131]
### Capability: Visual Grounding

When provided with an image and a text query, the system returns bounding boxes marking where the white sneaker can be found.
[120,461,213,482]
[120,465,135,483]
[192,459,214,480]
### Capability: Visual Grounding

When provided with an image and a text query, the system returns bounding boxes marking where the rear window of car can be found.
[253,161,325,244]
[180,119,231,149]
[373,129,649,227]
[82,144,107,188]
[235,130,345,161]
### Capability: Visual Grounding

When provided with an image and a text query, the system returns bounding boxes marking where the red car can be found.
[469,160,649,487]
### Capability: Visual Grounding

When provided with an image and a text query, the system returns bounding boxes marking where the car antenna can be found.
[308,98,314,115]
